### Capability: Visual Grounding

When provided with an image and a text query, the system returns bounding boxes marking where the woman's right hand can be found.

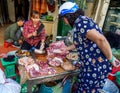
[28,33,33,38]
[61,44,76,52]
[32,31,37,36]
[60,47,69,53]
[111,58,120,67]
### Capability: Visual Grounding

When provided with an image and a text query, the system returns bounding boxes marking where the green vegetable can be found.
[46,15,53,21]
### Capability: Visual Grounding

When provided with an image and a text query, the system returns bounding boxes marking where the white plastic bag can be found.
[0,69,21,93]
[0,69,6,84]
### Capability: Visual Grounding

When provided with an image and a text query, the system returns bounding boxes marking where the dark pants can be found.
[15,29,22,41]
[6,29,22,45]
[13,29,23,46]
[20,41,41,51]
[21,41,48,51]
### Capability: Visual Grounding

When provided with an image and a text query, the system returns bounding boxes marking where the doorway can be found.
[0,0,9,23]
[14,0,29,20]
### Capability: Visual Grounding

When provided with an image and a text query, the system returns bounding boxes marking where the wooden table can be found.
[18,53,79,93]
[27,69,79,93]
[0,46,79,93]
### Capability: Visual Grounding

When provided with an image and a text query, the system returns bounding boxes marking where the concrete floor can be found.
[0,24,11,46]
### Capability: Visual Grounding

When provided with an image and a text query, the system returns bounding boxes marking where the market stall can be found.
[17,41,79,93]
[0,40,79,93]
[17,54,79,93]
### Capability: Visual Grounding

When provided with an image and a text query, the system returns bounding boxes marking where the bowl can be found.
[15,50,31,58]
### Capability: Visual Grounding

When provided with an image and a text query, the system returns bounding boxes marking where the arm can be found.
[86,29,120,66]
[39,28,46,50]
[41,39,45,44]
[66,44,76,51]
[23,22,33,39]
[9,27,18,41]
[86,29,112,60]
[40,28,46,43]
[60,44,76,53]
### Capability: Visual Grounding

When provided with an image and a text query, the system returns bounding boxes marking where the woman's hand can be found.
[18,39,23,44]
[27,31,37,38]
[28,33,33,38]
[111,58,120,67]
[61,44,75,52]
[40,43,45,51]
[60,47,69,53]
[32,31,37,37]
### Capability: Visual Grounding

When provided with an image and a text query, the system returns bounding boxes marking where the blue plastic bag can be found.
[62,79,72,93]
[39,84,52,93]
[102,79,119,93]
[39,79,72,93]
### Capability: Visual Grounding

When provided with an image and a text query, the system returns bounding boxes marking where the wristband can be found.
[109,55,115,63]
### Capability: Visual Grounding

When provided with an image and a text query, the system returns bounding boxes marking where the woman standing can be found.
[59,2,120,93]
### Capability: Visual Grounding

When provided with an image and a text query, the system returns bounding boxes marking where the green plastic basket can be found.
[0,57,18,77]
[5,65,16,77]
[16,75,20,83]
[1,57,17,66]
[21,83,37,93]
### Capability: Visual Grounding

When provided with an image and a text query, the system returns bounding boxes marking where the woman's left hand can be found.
[32,31,37,36]
[111,58,120,67]
[40,43,45,51]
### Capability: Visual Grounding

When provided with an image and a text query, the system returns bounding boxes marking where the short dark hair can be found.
[17,16,24,21]
[31,10,40,17]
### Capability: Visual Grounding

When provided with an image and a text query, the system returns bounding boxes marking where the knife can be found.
[30,51,36,62]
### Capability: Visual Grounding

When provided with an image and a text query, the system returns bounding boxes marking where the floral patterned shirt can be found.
[73,16,112,93]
